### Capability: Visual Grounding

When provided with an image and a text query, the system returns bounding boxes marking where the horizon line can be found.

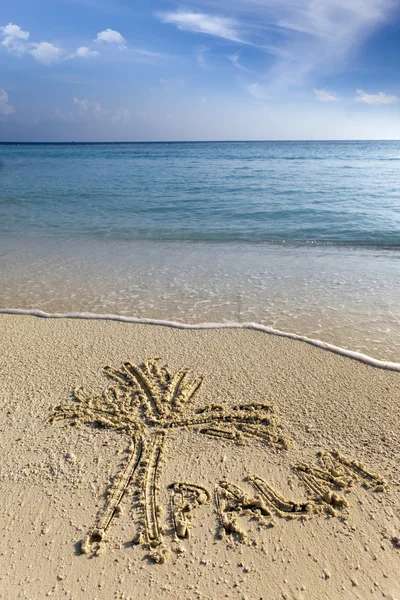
[1,139,400,145]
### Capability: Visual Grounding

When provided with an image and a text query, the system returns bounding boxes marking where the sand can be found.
[0,313,399,600]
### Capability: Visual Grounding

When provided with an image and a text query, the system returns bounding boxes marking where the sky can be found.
[0,0,400,141]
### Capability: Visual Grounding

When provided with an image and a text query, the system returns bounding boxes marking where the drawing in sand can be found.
[50,358,387,561]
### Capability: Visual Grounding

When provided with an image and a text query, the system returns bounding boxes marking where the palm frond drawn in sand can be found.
[49,358,286,557]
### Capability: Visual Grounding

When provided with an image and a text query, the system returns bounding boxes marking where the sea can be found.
[0,141,399,360]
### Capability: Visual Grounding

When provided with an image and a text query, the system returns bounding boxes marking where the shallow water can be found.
[0,236,398,361]
[1,141,399,360]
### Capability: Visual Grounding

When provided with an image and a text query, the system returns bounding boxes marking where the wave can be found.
[377,157,400,161]
[1,229,398,249]
[1,308,399,372]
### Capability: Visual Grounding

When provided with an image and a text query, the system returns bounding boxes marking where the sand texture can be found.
[0,314,399,600]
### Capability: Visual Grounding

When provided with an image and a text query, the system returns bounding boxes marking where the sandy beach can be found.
[0,313,399,599]
[2,3,400,598]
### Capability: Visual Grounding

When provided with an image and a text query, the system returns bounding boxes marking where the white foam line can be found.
[0,308,399,372]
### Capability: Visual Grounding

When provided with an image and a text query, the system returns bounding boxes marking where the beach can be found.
[1,236,399,363]
[2,0,400,592]
[0,141,399,598]
[1,141,400,363]
[0,313,399,599]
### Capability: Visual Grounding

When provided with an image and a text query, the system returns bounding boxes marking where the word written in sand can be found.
[49,359,386,562]
[216,450,386,543]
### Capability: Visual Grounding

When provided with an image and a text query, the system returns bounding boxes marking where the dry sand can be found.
[0,314,399,600]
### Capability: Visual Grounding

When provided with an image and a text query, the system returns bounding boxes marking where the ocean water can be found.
[0,141,399,246]
[0,141,399,361]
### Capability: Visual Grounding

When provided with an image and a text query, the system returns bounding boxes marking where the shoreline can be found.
[1,235,399,363]
[1,308,399,371]
[2,232,400,250]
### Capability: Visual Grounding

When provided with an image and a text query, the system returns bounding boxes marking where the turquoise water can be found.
[0,141,399,360]
[1,141,399,246]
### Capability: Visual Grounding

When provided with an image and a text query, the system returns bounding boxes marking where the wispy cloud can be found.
[69,97,132,121]
[354,89,399,105]
[56,97,132,124]
[227,53,252,74]
[73,97,103,116]
[272,0,395,86]
[273,0,393,41]
[246,82,268,101]
[95,28,126,48]
[185,0,395,87]
[195,45,209,68]
[158,11,245,44]
[313,88,339,102]
[131,47,165,59]
[0,89,15,115]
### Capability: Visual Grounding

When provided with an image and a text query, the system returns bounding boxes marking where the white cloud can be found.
[0,23,30,55]
[30,42,62,65]
[354,89,399,105]
[158,11,245,43]
[73,97,104,116]
[55,105,74,122]
[95,28,126,47]
[273,0,393,41]
[75,46,99,58]
[246,82,268,101]
[183,1,395,87]
[1,22,63,65]
[0,89,15,115]
[131,47,164,59]
[227,53,252,74]
[1,21,164,67]
[195,45,209,68]
[271,0,395,86]
[70,97,132,122]
[111,107,132,122]
[313,88,339,102]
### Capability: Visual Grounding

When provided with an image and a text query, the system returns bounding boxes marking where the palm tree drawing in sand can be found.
[50,358,287,557]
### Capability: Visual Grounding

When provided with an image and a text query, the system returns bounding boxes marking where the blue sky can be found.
[1,0,400,140]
